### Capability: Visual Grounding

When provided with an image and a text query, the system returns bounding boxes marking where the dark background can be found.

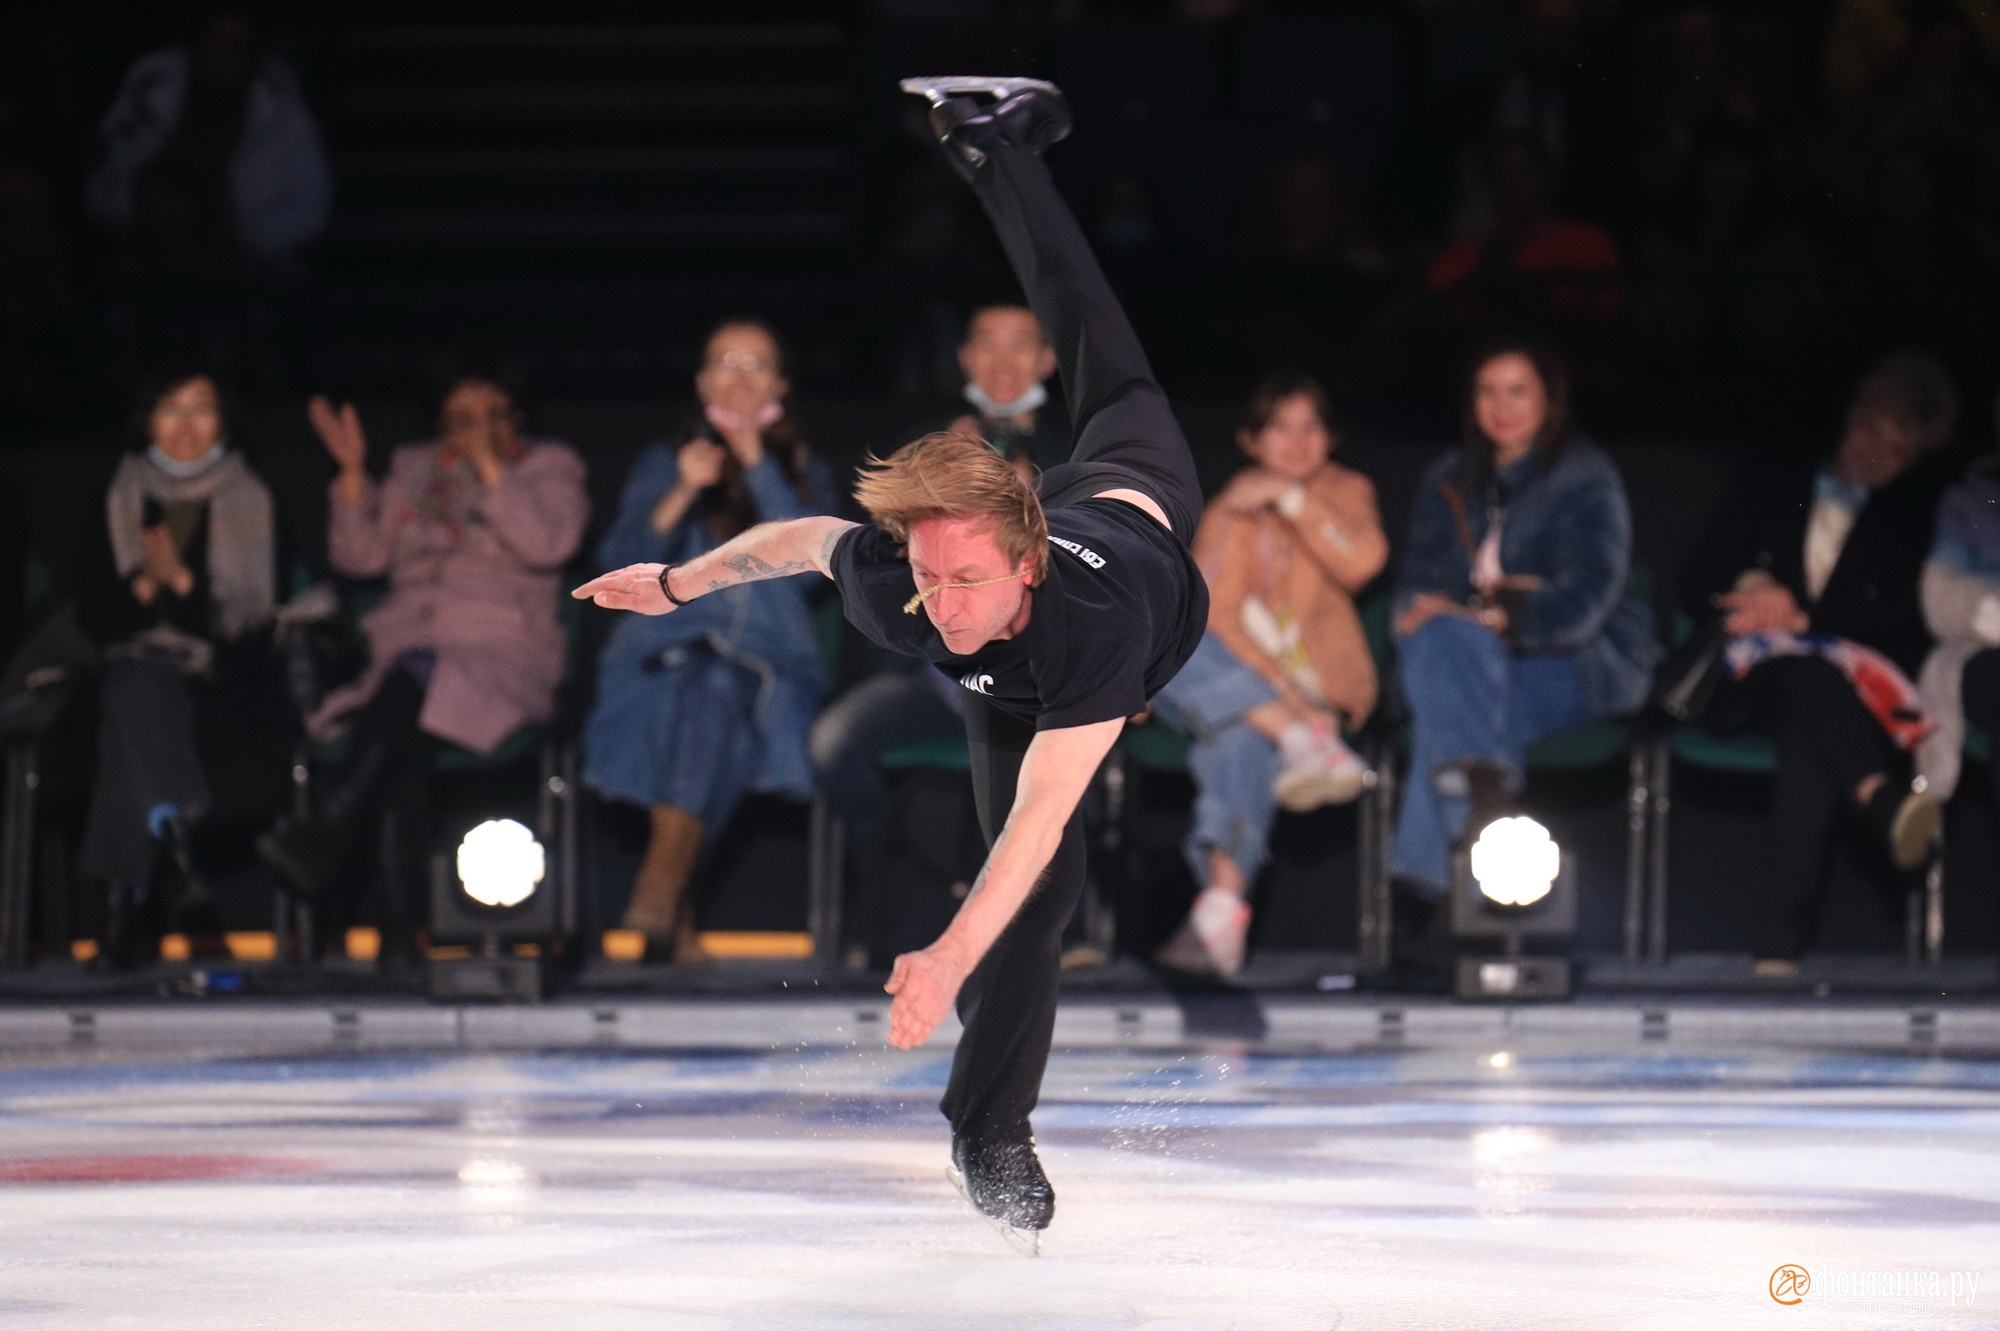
[6,0,1999,436]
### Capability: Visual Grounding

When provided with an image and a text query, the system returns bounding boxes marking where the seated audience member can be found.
[1919,421,2000,826]
[1679,351,1959,977]
[259,371,588,951]
[809,304,1067,930]
[1391,343,1659,951]
[1427,137,1624,342]
[1918,416,2000,823]
[808,660,965,960]
[74,368,292,964]
[87,2,331,266]
[1147,376,1388,978]
[945,302,1070,479]
[584,319,836,962]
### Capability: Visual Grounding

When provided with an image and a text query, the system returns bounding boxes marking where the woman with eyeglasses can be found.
[75,365,292,966]
[582,318,837,962]
[257,369,588,953]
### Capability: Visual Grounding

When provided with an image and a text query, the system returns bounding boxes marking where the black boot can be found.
[950,1134,1055,1250]
[1386,881,1454,988]
[900,77,1072,183]
[155,812,214,919]
[101,881,156,971]
[257,732,407,900]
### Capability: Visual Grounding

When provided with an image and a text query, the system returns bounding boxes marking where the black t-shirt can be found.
[831,496,1209,730]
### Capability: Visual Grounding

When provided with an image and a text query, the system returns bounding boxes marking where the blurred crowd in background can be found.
[3,0,2000,979]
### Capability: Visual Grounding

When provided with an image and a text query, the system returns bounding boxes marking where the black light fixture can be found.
[1449,814,1577,1000]
[428,815,556,1001]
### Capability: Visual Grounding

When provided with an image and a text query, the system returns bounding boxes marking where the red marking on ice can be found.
[0,1154,322,1184]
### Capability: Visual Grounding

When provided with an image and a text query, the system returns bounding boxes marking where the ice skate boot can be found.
[947,1134,1054,1256]
[899,77,1072,183]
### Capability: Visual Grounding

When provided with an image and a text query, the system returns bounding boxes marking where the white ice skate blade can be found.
[899,76,1059,106]
[946,1163,1043,1257]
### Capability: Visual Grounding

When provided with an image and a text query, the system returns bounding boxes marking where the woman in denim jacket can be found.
[1390,342,1659,944]
[584,320,837,961]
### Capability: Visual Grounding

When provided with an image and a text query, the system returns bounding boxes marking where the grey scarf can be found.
[106,449,276,638]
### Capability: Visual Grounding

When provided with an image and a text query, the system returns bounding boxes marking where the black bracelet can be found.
[658,564,692,606]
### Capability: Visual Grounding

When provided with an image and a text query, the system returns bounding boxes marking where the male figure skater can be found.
[575,78,1207,1253]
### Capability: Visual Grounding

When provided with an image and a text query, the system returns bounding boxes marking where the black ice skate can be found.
[899,77,1072,184]
[947,1135,1054,1257]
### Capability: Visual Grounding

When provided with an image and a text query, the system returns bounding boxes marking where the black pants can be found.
[1756,656,1904,958]
[80,657,211,891]
[331,666,435,930]
[937,138,1201,1143]
[980,140,1205,546]
[941,695,1088,1142]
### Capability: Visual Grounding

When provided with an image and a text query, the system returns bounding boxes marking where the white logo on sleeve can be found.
[960,672,995,695]
[1048,535,1106,569]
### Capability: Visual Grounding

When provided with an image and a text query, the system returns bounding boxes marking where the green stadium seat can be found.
[878,736,972,772]
[1120,722,1192,772]
[1526,719,1634,770]
[1670,727,1775,774]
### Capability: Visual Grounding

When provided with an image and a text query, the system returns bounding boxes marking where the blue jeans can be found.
[583,650,765,831]
[1389,615,1589,895]
[1149,632,1284,887]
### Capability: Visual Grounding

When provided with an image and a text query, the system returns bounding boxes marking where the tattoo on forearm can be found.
[720,551,813,582]
[816,524,847,571]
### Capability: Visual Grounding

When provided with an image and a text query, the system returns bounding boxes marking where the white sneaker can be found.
[1273,732,1369,812]
[1154,887,1251,978]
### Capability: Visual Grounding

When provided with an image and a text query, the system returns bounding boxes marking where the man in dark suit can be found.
[1679,352,1960,975]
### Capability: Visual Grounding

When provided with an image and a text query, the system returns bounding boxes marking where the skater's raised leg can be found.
[903,77,1203,546]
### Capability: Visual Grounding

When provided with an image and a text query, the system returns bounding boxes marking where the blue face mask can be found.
[147,444,228,478]
[964,380,1048,421]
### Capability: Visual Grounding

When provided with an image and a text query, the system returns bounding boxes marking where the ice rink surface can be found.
[2,1010,1998,1329]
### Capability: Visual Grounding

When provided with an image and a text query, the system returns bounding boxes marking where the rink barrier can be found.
[2,998,1999,1055]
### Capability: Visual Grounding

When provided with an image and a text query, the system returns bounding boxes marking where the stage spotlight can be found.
[429,813,561,1003]
[1468,815,1560,907]
[456,818,545,909]
[1450,814,1577,1002]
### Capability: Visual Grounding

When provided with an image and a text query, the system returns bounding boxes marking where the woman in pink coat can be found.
[259,373,588,947]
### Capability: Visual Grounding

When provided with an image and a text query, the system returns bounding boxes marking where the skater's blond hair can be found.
[854,431,1049,584]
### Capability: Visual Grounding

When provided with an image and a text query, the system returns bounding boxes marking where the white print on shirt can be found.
[1048,535,1106,569]
[960,672,995,695]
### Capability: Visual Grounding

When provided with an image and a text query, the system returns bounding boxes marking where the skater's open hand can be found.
[572,563,678,614]
[884,945,967,1049]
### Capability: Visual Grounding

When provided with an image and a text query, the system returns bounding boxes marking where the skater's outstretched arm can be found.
[572,514,856,613]
[885,715,1124,1050]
